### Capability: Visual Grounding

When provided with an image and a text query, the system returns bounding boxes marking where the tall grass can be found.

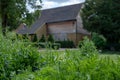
[0,29,40,79]
[0,29,120,80]
[12,50,120,80]
[12,37,120,80]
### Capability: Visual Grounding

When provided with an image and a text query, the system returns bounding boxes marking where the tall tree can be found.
[81,0,120,45]
[0,0,42,34]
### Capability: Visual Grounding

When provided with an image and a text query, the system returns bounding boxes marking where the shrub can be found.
[47,35,54,43]
[12,71,35,80]
[51,43,61,50]
[39,34,46,42]
[56,40,75,48]
[38,42,60,49]
[78,40,82,48]
[22,34,29,40]
[38,42,46,48]
[32,34,38,42]
[16,34,30,42]
[0,31,40,79]
[92,33,106,50]
[79,37,98,57]
[6,31,17,40]
[12,50,120,80]
[1,28,120,80]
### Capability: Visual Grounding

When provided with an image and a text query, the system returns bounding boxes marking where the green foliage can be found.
[12,71,35,80]
[38,42,46,48]
[51,43,61,50]
[39,34,46,42]
[56,40,75,48]
[78,40,82,48]
[79,37,98,57]
[92,32,107,49]
[1,28,120,80]
[38,35,61,49]
[6,31,17,40]
[81,0,120,48]
[12,50,120,80]
[0,0,42,30]
[0,30,40,79]
[38,42,60,50]
[32,34,38,42]
[47,35,54,43]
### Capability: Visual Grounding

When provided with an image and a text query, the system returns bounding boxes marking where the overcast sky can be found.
[41,0,85,9]
[28,0,85,12]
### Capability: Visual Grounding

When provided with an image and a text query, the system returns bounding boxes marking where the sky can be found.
[41,0,85,9]
[28,0,85,12]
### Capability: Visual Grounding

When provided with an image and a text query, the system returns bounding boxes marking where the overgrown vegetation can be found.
[56,40,75,48]
[79,37,98,57]
[0,29,120,80]
[39,34,46,42]
[92,33,106,50]
[81,0,120,50]
[0,0,42,32]
[34,34,74,49]
[12,49,120,80]
[0,29,40,79]
[47,34,54,43]
[32,34,38,42]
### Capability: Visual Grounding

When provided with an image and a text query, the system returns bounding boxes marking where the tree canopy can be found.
[0,0,42,33]
[81,0,120,45]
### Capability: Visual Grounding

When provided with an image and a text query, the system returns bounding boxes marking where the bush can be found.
[32,34,38,42]
[38,42,46,48]
[39,34,46,42]
[78,41,82,48]
[12,71,35,80]
[92,33,106,50]
[51,43,61,50]
[12,50,120,80]
[47,35,54,43]
[38,42,60,49]
[1,28,120,80]
[79,37,98,57]
[6,31,17,40]
[56,40,75,48]
[0,31,40,79]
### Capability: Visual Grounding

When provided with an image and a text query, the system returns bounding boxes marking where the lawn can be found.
[99,51,120,62]
[39,48,120,59]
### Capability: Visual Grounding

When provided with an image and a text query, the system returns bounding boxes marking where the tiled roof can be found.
[16,3,90,35]
[29,3,83,34]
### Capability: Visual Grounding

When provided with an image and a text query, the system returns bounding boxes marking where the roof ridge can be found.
[42,2,84,11]
[23,3,84,34]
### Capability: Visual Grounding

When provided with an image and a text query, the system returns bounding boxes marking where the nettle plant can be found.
[79,37,98,57]
[0,30,41,80]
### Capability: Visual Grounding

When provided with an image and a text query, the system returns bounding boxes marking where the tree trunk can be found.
[2,14,7,35]
[1,1,8,36]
